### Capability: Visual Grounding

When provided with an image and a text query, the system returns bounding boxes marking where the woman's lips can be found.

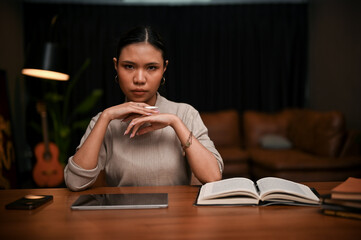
[132,90,147,96]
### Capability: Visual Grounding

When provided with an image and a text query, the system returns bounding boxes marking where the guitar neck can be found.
[40,111,51,155]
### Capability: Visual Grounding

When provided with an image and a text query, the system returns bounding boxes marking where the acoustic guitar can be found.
[32,102,64,187]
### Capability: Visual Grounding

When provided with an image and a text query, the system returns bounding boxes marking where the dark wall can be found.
[0,0,32,182]
[22,3,308,115]
[308,0,361,130]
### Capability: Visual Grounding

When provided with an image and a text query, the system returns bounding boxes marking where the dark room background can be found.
[23,2,308,114]
[2,0,310,187]
[2,0,361,188]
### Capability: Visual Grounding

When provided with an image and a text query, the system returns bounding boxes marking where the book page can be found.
[257,177,319,202]
[200,178,259,200]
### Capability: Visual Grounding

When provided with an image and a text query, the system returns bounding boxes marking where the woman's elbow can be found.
[200,170,222,184]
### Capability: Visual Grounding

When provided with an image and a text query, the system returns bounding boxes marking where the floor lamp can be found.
[21,41,68,187]
[22,42,69,81]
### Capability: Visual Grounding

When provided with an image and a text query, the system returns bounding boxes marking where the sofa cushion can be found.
[218,147,250,163]
[260,134,292,149]
[252,166,361,182]
[219,147,250,178]
[287,109,346,157]
[250,149,361,170]
[201,109,241,147]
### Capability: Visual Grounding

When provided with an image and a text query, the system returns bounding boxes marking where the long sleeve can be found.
[64,94,223,191]
[64,113,107,191]
[177,104,224,173]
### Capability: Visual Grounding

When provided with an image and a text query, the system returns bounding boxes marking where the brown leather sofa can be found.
[201,109,361,182]
[201,110,250,179]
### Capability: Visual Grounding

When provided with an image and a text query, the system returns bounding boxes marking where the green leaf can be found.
[72,119,91,130]
[59,126,71,138]
[62,58,91,122]
[73,89,103,116]
[44,92,64,103]
[29,121,42,135]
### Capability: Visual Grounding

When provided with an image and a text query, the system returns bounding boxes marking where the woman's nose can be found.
[133,70,146,85]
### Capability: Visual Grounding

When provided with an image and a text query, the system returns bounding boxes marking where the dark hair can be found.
[115,26,168,66]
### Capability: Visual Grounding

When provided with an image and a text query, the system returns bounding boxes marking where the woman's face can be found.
[113,42,167,106]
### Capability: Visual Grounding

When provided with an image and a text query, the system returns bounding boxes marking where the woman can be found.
[64,26,223,191]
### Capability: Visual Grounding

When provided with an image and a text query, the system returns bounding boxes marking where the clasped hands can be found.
[105,102,175,138]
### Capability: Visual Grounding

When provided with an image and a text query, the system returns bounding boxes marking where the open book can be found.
[195,177,320,206]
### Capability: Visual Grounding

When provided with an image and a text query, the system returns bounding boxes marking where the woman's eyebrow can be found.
[120,61,160,65]
[120,60,161,67]
[120,60,135,64]
[145,62,161,66]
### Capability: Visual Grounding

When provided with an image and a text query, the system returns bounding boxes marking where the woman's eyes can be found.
[147,65,158,71]
[124,64,134,69]
[122,64,158,71]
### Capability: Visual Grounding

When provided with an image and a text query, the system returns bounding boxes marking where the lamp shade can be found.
[22,42,69,81]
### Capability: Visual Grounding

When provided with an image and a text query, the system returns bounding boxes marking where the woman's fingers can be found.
[131,102,159,115]
[122,108,158,122]
[124,114,171,137]
[122,113,142,122]
[136,124,158,136]
[114,102,158,121]
[124,115,152,137]
[124,118,148,137]
[124,114,158,136]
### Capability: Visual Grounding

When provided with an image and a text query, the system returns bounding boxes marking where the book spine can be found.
[322,209,361,220]
[255,183,260,196]
[321,202,361,214]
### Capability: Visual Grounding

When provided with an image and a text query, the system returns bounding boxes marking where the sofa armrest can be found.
[288,109,346,157]
[339,130,361,157]
[200,109,241,147]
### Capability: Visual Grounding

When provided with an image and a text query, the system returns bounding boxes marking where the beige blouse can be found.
[64,94,223,191]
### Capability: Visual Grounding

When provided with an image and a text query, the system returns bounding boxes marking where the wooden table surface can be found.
[1,182,360,240]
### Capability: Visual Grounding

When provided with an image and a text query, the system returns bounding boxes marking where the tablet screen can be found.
[71,193,168,210]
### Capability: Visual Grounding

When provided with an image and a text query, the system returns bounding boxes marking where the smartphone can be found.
[5,195,53,210]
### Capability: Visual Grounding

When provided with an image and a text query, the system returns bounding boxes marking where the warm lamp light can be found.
[22,69,69,81]
[22,42,69,81]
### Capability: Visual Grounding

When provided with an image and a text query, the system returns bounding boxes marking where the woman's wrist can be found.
[168,114,183,129]
[169,115,193,148]
[100,109,113,122]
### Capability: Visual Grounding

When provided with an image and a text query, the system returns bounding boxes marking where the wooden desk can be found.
[1,182,360,240]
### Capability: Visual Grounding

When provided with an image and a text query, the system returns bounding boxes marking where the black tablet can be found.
[71,193,168,210]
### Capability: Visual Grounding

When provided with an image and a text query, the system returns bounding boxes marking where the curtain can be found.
[23,2,308,151]
[23,2,308,112]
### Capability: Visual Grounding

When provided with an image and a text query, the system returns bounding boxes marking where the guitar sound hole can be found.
[43,152,52,160]
[41,170,58,176]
